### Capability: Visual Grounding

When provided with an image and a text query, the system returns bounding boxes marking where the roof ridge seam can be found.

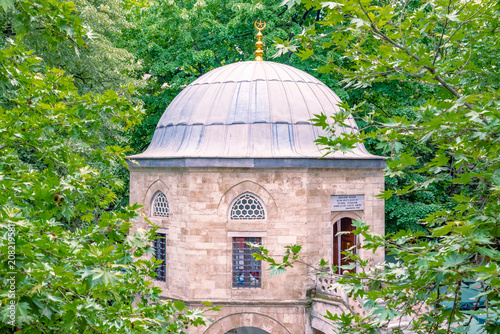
[189,79,324,85]
[155,122,315,129]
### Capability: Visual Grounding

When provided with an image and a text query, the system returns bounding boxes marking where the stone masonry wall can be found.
[129,166,384,333]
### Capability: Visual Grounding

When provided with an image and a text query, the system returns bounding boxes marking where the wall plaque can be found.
[331,195,364,211]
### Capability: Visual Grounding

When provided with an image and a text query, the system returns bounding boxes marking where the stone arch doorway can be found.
[225,327,270,334]
[204,312,291,334]
[333,217,357,275]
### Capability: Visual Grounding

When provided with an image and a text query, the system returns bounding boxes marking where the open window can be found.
[333,217,357,275]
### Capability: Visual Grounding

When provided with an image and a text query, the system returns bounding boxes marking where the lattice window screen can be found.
[230,193,265,220]
[152,192,169,217]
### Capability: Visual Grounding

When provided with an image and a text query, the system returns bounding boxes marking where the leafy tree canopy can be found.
[258,0,500,332]
[0,0,146,96]
[0,1,215,332]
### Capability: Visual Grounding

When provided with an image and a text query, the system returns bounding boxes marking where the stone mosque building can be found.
[128,23,386,334]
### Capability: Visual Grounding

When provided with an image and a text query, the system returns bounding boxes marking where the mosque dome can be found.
[130,61,384,168]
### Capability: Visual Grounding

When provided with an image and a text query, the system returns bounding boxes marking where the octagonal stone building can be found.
[128,60,385,334]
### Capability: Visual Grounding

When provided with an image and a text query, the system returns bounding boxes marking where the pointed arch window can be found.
[151,191,169,218]
[230,193,265,220]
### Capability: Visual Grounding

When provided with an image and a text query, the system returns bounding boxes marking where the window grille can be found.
[154,233,166,282]
[152,192,169,217]
[230,193,265,220]
[232,237,261,288]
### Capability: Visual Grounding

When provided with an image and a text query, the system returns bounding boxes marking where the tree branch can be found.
[398,0,410,48]
[433,18,449,66]
[451,40,473,81]
[357,1,475,110]
[446,281,462,334]
[443,0,493,47]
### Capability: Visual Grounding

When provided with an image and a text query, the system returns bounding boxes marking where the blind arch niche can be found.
[229,193,266,220]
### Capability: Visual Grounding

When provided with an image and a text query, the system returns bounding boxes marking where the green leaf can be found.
[269,266,287,277]
[351,18,369,28]
[290,245,302,254]
[16,302,34,325]
[102,271,117,286]
[477,247,500,261]
[296,48,314,61]
[174,300,185,311]
[0,0,14,11]
[432,223,454,237]
[376,189,393,199]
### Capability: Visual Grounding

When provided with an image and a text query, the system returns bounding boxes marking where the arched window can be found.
[151,191,169,217]
[229,193,265,220]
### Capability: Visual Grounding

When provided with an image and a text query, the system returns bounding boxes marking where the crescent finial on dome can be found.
[254,20,266,61]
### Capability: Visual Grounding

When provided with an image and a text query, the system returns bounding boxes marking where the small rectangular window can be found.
[232,237,261,288]
[154,233,166,282]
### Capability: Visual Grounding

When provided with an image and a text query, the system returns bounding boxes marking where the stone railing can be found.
[315,276,414,328]
[315,276,349,304]
[315,276,366,315]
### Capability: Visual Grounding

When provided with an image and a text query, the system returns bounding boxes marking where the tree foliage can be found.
[0,0,145,95]
[0,1,214,332]
[0,0,153,210]
[265,0,500,332]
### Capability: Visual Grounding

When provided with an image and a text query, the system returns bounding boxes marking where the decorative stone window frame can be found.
[143,179,172,223]
[219,182,276,293]
[228,192,267,221]
[218,181,278,221]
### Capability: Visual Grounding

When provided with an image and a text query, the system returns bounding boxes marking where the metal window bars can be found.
[154,233,166,281]
[232,237,261,288]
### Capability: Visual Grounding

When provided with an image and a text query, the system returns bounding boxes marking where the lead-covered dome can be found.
[130,61,384,167]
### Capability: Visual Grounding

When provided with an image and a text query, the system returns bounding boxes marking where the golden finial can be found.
[254,20,266,61]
